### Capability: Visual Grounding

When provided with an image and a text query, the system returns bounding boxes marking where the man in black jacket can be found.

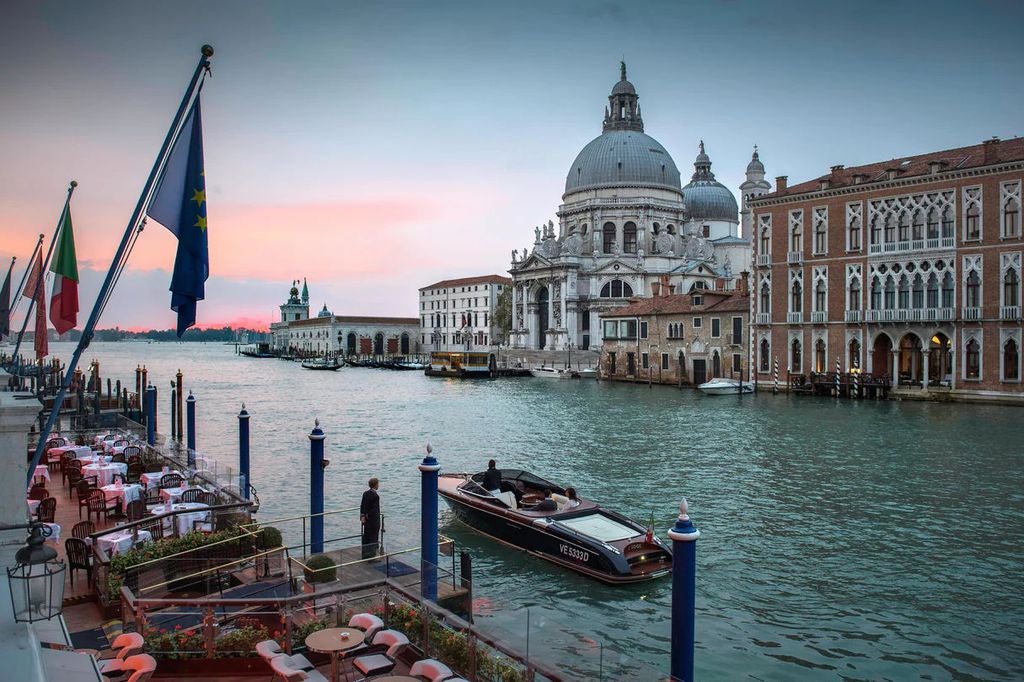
[360,477,381,559]
[482,459,501,493]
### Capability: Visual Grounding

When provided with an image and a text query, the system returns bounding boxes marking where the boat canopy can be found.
[557,513,639,542]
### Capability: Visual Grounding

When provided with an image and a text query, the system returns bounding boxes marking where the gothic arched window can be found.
[791,338,802,372]
[759,338,770,372]
[1004,339,1019,381]
[966,338,981,379]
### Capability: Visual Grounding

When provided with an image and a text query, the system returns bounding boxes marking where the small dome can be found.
[683,141,738,221]
[565,130,682,195]
[747,146,764,174]
[289,286,299,297]
[611,79,636,95]
[317,304,332,318]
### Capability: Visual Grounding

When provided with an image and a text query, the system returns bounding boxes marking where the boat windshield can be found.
[557,513,638,542]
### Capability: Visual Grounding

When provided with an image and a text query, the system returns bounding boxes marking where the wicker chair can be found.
[159,473,183,489]
[28,486,49,501]
[124,445,142,458]
[72,520,95,540]
[36,497,57,523]
[198,492,218,507]
[111,453,126,464]
[64,538,92,587]
[125,499,145,523]
[64,460,83,490]
[45,439,64,471]
[126,463,143,484]
[87,489,115,523]
[113,439,130,448]
[179,488,203,504]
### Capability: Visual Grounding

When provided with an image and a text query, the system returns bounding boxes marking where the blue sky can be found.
[1,0,1021,328]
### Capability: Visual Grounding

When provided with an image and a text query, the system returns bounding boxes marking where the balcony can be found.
[865,309,880,322]
[787,312,803,324]
[869,243,882,255]
[862,307,957,323]
[867,236,957,257]
[810,311,827,323]
[787,251,803,265]
[844,310,862,323]
[963,306,981,321]
[1001,305,1020,321]
[756,313,771,325]
[756,254,771,266]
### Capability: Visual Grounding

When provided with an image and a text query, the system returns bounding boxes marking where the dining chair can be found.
[64,538,92,587]
[72,520,95,540]
[36,497,57,523]
[28,485,49,501]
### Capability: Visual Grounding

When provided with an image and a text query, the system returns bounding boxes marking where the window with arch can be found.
[870,216,881,246]
[791,338,802,372]
[603,222,616,254]
[927,207,939,240]
[965,338,980,379]
[849,338,861,369]
[871,278,882,309]
[1002,181,1021,238]
[789,210,803,252]
[760,226,770,256]
[848,277,861,311]
[884,214,896,243]
[966,203,981,240]
[814,338,826,373]
[600,279,633,298]
[941,272,955,309]
[814,280,826,312]
[759,338,770,372]
[581,223,588,235]
[898,211,910,242]
[760,282,771,313]
[1004,338,1020,381]
[623,222,637,253]
[848,216,860,250]
[712,351,721,377]
[790,279,802,313]
[912,209,924,241]
[884,277,896,309]
[926,274,939,309]
[667,224,676,235]
[1004,268,1019,308]
[898,276,910,310]
[813,207,827,254]
[966,270,981,307]
[912,275,924,309]
[847,203,862,251]
[941,206,954,239]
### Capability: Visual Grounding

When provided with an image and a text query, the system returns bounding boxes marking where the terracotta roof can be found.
[420,274,511,291]
[600,291,749,317]
[761,137,1024,200]
[290,316,419,326]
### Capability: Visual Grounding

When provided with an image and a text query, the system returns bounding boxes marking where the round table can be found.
[305,627,365,682]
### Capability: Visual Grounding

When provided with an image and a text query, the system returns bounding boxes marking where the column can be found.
[560,278,567,328]
[922,351,930,391]
[891,349,900,387]
[238,404,250,500]
[420,443,440,602]
[308,419,326,554]
[668,498,700,682]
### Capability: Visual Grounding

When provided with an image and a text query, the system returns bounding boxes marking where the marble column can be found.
[527,304,539,349]
[512,286,520,329]
[922,352,930,391]
[892,349,900,387]
[560,278,567,327]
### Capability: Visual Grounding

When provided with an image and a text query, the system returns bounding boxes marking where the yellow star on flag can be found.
[194,215,207,231]
[191,188,206,208]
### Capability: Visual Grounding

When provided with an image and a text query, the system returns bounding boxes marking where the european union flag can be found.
[147,96,208,336]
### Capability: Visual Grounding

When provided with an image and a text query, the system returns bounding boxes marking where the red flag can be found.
[23,250,47,358]
[49,206,78,334]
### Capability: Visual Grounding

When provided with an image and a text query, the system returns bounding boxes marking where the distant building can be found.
[600,282,750,385]
[508,63,756,352]
[418,274,511,351]
[269,280,419,356]
[749,136,1024,398]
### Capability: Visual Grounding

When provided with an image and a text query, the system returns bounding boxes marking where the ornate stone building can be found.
[418,275,510,351]
[508,64,756,351]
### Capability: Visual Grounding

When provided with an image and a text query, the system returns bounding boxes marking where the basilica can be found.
[508,64,769,351]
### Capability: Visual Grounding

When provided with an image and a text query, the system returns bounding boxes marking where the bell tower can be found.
[602,62,644,133]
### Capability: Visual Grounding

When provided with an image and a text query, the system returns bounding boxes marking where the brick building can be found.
[749,137,1024,399]
[600,282,749,385]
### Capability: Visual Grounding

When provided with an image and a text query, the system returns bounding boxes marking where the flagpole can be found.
[12,186,76,362]
[26,45,214,487]
[11,234,43,305]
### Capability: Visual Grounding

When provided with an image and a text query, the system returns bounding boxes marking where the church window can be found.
[1004,339,1019,381]
[624,222,637,253]
[600,279,633,298]
[603,222,616,253]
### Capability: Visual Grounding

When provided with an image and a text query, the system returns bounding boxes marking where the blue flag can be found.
[147,96,208,336]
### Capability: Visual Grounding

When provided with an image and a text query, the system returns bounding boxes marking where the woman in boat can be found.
[564,487,581,509]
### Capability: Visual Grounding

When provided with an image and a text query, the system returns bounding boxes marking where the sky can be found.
[2,0,1023,331]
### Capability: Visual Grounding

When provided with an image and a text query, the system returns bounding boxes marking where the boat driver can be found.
[482,459,502,493]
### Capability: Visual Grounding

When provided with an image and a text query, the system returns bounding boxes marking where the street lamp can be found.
[2,522,65,623]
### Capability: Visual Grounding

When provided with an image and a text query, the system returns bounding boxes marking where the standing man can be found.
[360,477,381,559]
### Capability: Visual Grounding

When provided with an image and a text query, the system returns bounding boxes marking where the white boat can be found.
[530,366,567,379]
[698,377,754,395]
[578,368,598,380]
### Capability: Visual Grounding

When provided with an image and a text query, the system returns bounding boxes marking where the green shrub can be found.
[258,526,283,549]
[304,554,336,583]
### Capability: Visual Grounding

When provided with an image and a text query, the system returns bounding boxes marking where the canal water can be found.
[45,342,1024,680]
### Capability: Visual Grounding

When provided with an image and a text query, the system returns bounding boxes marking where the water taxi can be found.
[697,377,753,395]
[425,351,495,378]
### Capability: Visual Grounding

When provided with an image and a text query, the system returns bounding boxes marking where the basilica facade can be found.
[508,64,764,351]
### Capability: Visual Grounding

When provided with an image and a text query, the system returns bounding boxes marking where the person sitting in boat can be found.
[482,459,502,493]
[564,487,581,508]
[527,489,558,512]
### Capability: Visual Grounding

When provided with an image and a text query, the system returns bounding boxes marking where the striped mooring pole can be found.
[852,358,860,398]
[835,357,841,396]
[772,356,779,394]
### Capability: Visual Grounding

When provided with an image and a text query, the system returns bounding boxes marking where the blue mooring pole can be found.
[145,384,156,446]
[669,498,700,682]
[186,391,196,468]
[419,442,440,602]
[308,419,326,553]
[238,403,250,500]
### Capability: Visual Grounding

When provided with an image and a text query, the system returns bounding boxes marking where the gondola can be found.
[300,357,342,370]
[438,469,672,585]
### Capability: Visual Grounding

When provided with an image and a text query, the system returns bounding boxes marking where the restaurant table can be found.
[140,470,184,490]
[32,465,51,484]
[95,528,152,556]
[372,677,419,682]
[150,502,210,536]
[82,462,128,487]
[50,444,93,459]
[100,483,143,513]
[159,486,190,504]
[304,627,366,682]
[27,499,41,515]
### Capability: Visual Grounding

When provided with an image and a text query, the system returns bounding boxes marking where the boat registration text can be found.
[559,544,590,563]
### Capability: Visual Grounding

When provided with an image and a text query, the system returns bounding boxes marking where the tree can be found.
[494,286,512,344]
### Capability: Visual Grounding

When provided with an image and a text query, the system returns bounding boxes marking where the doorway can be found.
[537,287,549,350]
[693,359,707,385]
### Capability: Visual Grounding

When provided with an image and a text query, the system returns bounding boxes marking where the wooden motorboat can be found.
[438,469,672,585]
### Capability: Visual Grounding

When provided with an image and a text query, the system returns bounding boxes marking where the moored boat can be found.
[425,351,494,378]
[438,469,672,584]
[300,357,342,370]
[578,367,598,380]
[697,377,753,395]
[529,366,568,379]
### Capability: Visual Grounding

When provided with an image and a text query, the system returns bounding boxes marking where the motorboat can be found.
[438,469,672,585]
[697,377,753,395]
[300,357,342,371]
[578,367,598,380]
[529,366,568,379]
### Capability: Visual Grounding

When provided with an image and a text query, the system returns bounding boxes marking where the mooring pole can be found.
[420,442,440,603]
[186,391,196,468]
[145,385,156,446]
[669,498,700,682]
[176,369,184,440]
[308,419,326,553]
[170,381,177,440]
[238,403,250,500]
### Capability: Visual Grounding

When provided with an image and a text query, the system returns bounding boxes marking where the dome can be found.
[746,146,764,174]
[682,141,738,222]
[611,79,636,95]
[565,130,682,195]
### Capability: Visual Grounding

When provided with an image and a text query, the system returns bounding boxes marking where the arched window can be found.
[667,224,676,235]
[760,226,770,255]
[848,215,861,250]
[849,278,861,311]
[927,208,939,239]
[912,274,924,309]
[759,338,770,371]
[602,222,616,254]
[941,206,954,238]
[966,203,981,240]
[814,338,826,373]
[849,338,861,369]
[965,338,980,379]
[790,281,802,313]
[898,211,909,242]
[1005,196,1020,238]
[790,221,801,251]
[941,272,955,309]
[581,223,588,235]
[912,210,924,241]
[712,351,721,377]
[1004,268,1020,307]
[898,276,910,310]
[815,280,826,312]
[374,332,384,355]
[884,277,896,309]
[870,217,881,246]
[791,338,802,372]
[870,278,882,310]
[1004,339,1019,380]
[760,282,770,312]
[623,222,637,253]
[884,214,896,243]
[966,271,981,307]
[600,279,633,298]
[927,274,939,309]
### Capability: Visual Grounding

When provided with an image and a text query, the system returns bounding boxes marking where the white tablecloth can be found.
[82,462,127,487]
[159,486,191,503]
[150,502,209,536]
[93,434,118,446]
[32,465,51,483]
[50,444,93,458]
[27,499,40,515]
[96,529,152,556]
[100,483,143,505]
[42,522,61,542]
[140,470,184,490]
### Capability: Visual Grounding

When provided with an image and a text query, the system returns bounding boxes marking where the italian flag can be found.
[49,206,78,334]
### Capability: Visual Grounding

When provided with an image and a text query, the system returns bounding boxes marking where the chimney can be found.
[651,281,661,297]
[775,176,788,193]
[716,277,726,290]
[668,283,676,295]
[830,164,845,173]
[738,271,749,295]
[984,137,1000,164]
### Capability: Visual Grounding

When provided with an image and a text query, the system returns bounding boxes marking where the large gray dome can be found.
[565,131,682,195]
[682,141,738,222]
